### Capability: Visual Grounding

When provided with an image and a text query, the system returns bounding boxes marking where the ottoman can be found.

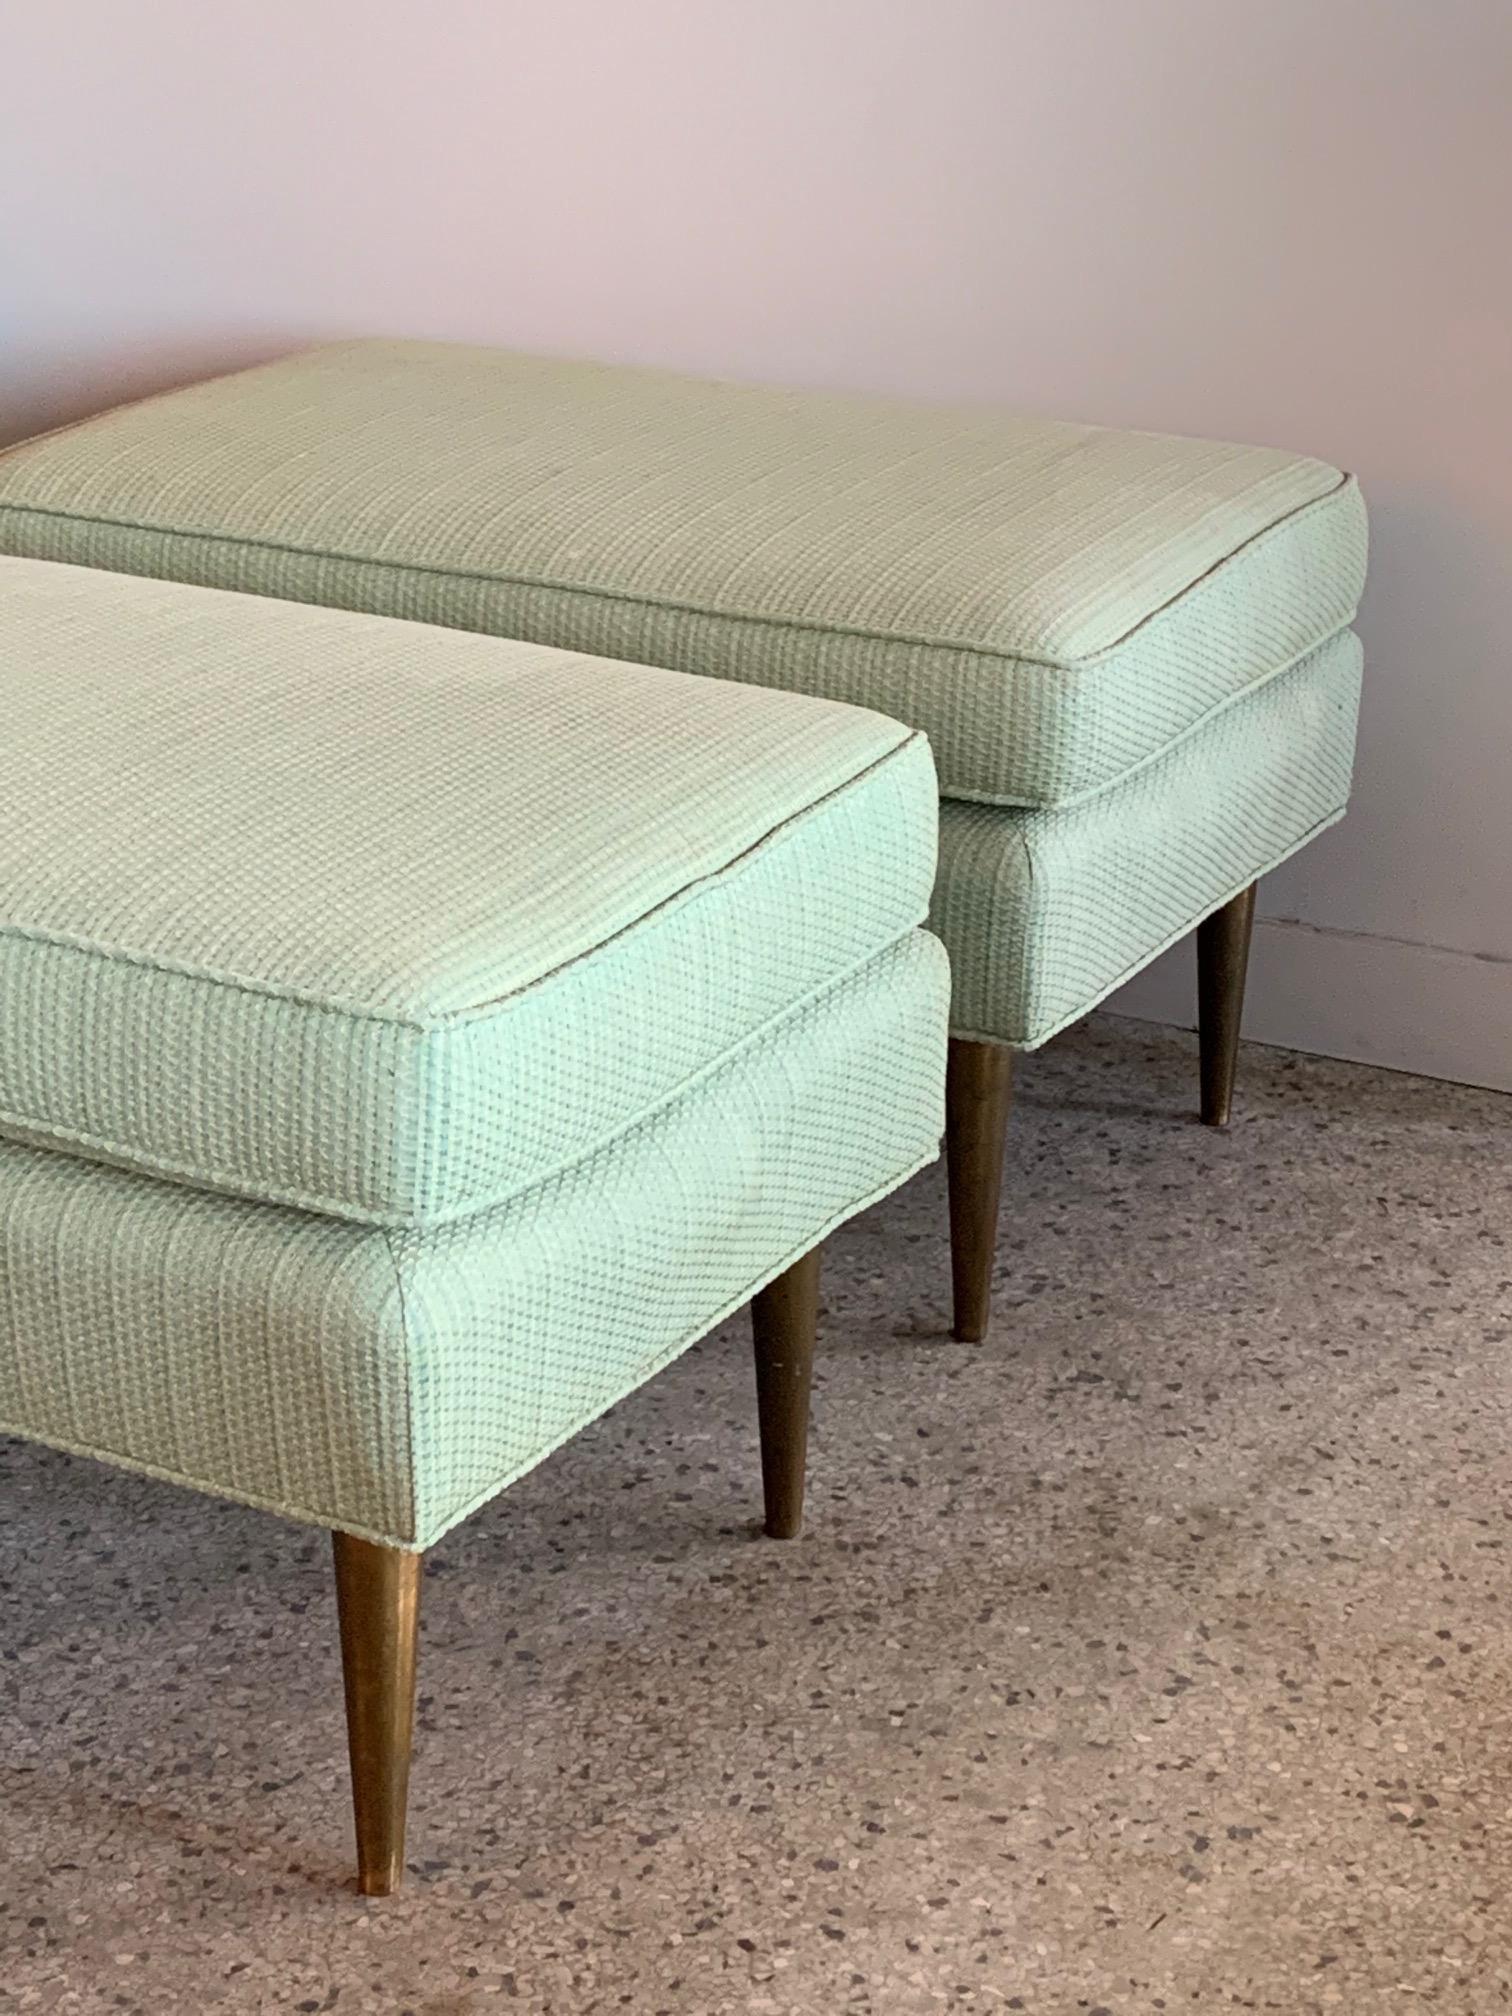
[0,557,949,1892]
[0,342,1367,1337]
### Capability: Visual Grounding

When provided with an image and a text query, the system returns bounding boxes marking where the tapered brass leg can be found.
[332,1531,422,1896]
[945,1037,1014,1344]
[1197,882,1257,1129]
[751,1246,822,1540]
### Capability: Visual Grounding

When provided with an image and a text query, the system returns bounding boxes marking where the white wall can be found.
[5,0,1510,1086]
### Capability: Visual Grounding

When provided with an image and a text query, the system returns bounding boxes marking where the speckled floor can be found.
[4,1014,1512,2015]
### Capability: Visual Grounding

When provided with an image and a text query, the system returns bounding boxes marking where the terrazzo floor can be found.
[4,1014,1512,2015]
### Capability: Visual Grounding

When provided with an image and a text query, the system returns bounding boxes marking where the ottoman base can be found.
[331,1246,822,1897]
[1,934,947,1549]
[3,932,947,1892]
[933,629,1361,1337]
[933,631,1360,1050]
[943,880,1256,1339]
[1197,883,1259,1129]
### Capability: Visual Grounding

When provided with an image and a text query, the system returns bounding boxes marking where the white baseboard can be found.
[1107,916,1512,1094]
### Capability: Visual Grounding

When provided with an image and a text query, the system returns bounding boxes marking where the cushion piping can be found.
[0,924,928,1230]
[0,471,1356,677]
[940,616,1358,813]
[0,729,923,1028]
[948,800,1350,1053]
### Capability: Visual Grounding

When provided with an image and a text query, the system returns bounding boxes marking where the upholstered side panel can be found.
[0,933,948,1549]
[933,632,1363,1046]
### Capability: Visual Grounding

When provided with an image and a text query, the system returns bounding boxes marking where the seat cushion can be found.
[0,340,1367,808]
[933,629,1362,1047]
[0,558,937,1227]
[0,932,949,1549]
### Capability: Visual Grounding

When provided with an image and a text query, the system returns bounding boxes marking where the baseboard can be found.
[1107,916,1512,1094]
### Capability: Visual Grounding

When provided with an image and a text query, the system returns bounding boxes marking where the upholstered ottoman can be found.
[0,343,1366,1338]
[0,557,948,1892]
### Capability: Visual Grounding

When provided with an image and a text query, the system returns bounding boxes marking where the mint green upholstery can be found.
[0,560,948,1546]
[0,559,935,1225]
[0,346,1366,1050]
[0,341,1365,809]
[936,632,1361,1045]
[1,934,947,1550]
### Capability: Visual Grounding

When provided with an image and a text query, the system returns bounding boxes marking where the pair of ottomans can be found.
[0,345,1365,1892]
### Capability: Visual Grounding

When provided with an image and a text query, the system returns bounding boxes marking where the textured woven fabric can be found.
[0,932,948,1550]
[0,341,1367,807]
[933,630,1363,1047]
[0,558,937,1226]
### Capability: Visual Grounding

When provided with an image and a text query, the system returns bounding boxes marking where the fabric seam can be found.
[941,620,1361,811]
[0,473,1355,677]
[0,730,925,1028]
[379,1225,420,1547]
[948,801,1350,1051]
[0,924,932,1228]
[0,1142,940,1552]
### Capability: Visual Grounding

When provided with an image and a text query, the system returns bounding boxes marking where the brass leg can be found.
[332,1531,422,1897]
[1197,882,1257,1129]
[750,1246,822,1540]
[945,1036,1014,1343]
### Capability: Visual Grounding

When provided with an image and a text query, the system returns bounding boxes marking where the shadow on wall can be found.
[2,333,321,448]
[1111,480,1512,1090]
